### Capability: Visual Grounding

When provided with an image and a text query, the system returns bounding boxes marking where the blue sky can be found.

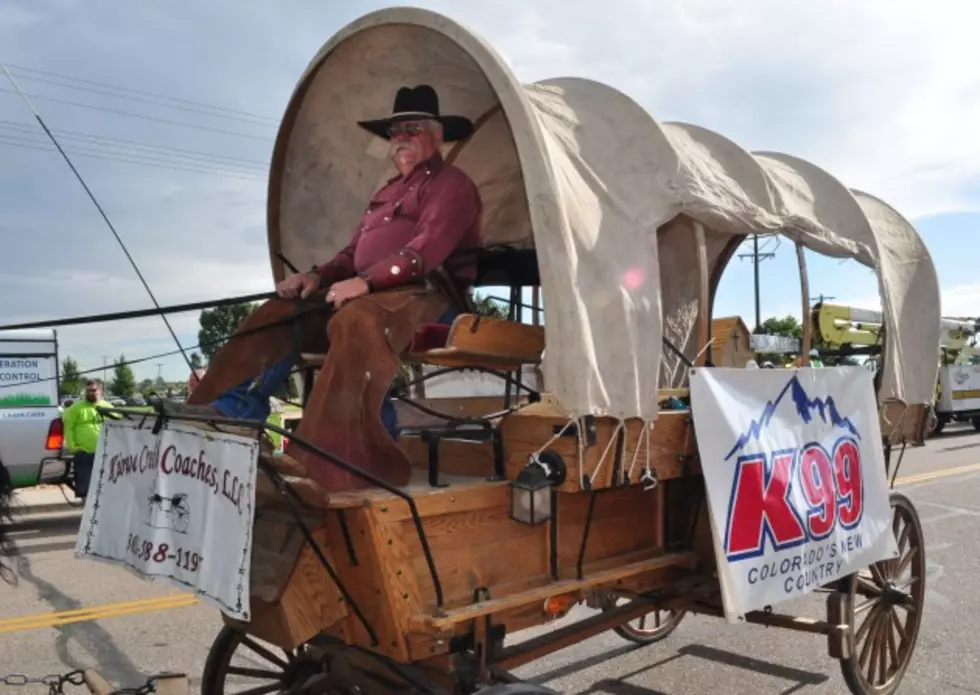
[1,0,978,384]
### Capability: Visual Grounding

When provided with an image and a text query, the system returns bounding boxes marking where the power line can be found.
[0,119,269,167]
[0,129,264,176]
[0,87,273,141]
[0,128,264,172]
[5,70,277,127]
[3,62,279,123]
[0,137,266,181]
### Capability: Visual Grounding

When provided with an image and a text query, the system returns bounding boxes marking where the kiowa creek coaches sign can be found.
[689,367,898,622]
[74,418,259,621]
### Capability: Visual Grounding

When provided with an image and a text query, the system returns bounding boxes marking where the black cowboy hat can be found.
[357,85,473,142]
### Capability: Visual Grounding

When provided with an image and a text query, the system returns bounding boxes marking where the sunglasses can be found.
[387,122,429,138]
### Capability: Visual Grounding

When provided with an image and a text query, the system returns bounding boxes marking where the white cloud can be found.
[433,0,980,218]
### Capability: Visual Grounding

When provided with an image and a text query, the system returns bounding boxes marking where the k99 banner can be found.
[688,367,899,622]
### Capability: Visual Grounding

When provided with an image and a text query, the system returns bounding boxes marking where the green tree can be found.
[109,354,137,397]
[198,303,258,363]
[60,356,82,396]
[757,315,803,339]
[189,351,204,370]
[472,293,508,319]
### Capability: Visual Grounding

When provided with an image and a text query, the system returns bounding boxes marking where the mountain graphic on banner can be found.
[724,375,861,461]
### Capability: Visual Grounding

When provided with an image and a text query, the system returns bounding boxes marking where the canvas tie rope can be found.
[528,418,578,481]
[625,419,656,488]
[527,416,590,485]
[588,419,626,487]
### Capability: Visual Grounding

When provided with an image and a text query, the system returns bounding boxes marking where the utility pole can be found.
[737,234,776,330]
[102,355,108,388]
[810,293,836,305]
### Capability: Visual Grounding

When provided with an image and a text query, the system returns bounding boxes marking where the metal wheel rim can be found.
[603,592,685,641]
[841,492,925,695]
[206,628,323,694]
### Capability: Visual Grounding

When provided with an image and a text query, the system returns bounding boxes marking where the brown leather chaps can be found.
[187,286,448,492]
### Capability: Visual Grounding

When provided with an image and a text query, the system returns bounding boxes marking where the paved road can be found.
[1,423,979,694]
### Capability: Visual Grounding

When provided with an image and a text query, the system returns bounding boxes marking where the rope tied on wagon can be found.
[625,419,657,489]
[588,419,626,488]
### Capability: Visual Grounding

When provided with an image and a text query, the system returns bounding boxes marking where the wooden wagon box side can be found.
[223,520,349,651]
[498,401,696,492]
[350,480,699,661]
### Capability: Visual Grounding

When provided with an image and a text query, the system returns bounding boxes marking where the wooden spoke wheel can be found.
[201,626,328,694]
[838,491,925,695]
[600,591,686,645]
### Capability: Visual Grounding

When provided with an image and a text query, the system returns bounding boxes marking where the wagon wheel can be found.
[201,626,327,694]
[838,491,925,695]
[599,590,686,645]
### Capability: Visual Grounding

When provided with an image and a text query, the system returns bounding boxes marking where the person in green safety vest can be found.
[808,349,824,367]
[62,379,117,500]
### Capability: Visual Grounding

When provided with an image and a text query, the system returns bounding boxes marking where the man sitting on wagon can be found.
[180,85,482,494]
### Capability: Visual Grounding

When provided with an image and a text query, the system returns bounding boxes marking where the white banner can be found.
[74,418,259,621]
[689,367,898,621]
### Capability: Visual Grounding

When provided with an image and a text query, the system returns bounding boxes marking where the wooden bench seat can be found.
[299,313,545,372]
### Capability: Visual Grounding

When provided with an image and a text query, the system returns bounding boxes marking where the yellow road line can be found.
[0,593,199,634]
[894,462,980,487]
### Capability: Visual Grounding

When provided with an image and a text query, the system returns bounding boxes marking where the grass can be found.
[0,394,53,407]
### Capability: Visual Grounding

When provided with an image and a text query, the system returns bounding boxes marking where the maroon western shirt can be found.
[313,152,482,293]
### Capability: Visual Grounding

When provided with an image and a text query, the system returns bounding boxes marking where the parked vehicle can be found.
[0,328,68,489]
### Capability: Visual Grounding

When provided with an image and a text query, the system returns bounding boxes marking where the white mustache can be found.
[392,142,419,154]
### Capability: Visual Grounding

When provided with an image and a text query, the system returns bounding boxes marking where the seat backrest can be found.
[445,313,545,363]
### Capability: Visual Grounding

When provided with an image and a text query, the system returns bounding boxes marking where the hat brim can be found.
[357,112,473,142]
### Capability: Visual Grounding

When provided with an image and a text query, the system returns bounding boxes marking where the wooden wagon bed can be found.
[232,391,710,666]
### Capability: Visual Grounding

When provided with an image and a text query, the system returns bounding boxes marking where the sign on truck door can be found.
[0,329,67,488]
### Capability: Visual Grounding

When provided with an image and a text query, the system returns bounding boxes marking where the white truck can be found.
[0,328,69,489]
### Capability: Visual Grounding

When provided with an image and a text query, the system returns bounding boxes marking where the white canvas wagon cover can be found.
[267,7,941,425]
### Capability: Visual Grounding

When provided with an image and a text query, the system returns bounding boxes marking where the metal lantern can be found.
[509,450,567,525]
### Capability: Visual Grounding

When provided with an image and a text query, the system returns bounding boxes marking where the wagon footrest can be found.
[410,551,699,631]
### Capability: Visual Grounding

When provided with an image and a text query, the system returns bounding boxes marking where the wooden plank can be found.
[82,671,114,695]
[241,525,348,651]
[405,350,534,371]
[797,242,812,361]
[409,551,699,629]
[499,406,692,492]
[694,221,710,365]
[317,506,413,660]
[444,314,545,362]
[385,486,551,610]
[556,487,662,569]
[399,434,496,478]
[331,470,500,513]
